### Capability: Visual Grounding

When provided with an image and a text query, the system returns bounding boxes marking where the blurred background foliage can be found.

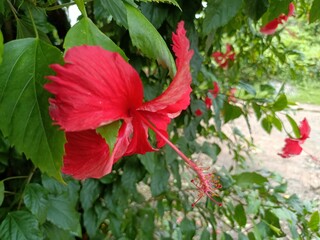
[0,0,319,239]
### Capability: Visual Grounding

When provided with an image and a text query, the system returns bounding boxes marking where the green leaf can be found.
[42,222,74,240]
[247,232,256,240]
[126,3,176,77]
[150,156,170,196]
[212,94,224,133]
[234,204,247,227]
[139,152,156,173]
[16,18,51,43]
[203,0,242,34]
[252,102,262,120]
[169,159,181,188]
[221,232,233,240]
[272,94,287,111]
[137,208,155,239]
[141,3,169,29]
[83,205,107,239]
[0,211,43,240]
[244,0,269,21]
[46,193,81,237]
[238,81,257,96]
[0,181,4,206]
[80,179,101,211]
[264,210,284,237]
[200,229,210,240]
[0,39,65,181]
[0,1,4,14]
[83,208,99,238]
[94,0,128,28]
[271,116,282,131]
[261,117,272,134]
[224,102,243,123]
[96,120,121,154]
[180,218,196,240]
[23,183,49,224]
[201,142,221,163]
[308,211,320,232]
[233,172,268,188]
[0,31,3,64]
[64,17,127,60]
[42,174,80,206]
[238,232,249,240]
[286,114,301,138]
[121,157,144,193]
[310,0,320,23]
[272,208,297,223]
[137,0,180,9]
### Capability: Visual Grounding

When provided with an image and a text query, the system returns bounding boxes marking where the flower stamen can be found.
[137,111,222,206]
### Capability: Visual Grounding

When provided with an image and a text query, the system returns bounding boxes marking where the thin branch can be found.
[45,0,93,11]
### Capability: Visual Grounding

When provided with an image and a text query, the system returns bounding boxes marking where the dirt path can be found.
[216,103,320,201]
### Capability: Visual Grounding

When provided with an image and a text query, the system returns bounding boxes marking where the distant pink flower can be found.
[205,97,212,109]
[212,44,235,69]
[228,87,237,103]
[260,3,295,35]
[209,81,220,98]
[195,109,203,116]
[205,81,219,109]
[279,118,310,158]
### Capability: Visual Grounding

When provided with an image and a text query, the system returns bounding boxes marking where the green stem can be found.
[27,5,39,39]
[45,0,93,12]
[2,176,28,182]
[17,166,37,210]
[6,0,19,20]
[46,2,77,11]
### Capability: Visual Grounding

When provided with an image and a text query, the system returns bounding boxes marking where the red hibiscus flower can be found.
[195,109,203,116]
[45,21,194,179]
[209,81,220,98]
[205,81,219,109]
[260,2,295,35]
[205,97,212,109]
[212,44,235,69]
[46,22,221,207]
[279,118,310,158]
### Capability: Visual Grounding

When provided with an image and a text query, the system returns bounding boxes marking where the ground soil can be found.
[216,103,320,202]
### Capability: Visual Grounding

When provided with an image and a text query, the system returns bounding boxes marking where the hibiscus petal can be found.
[138,21,194,118]
[124,116,155,156]
[288,3,295,17]
[260,3,294,35]
[205,97,212,109]
[299,118,310,142]
[226,44,233,54]
[208,81,219,98]
[112,121,134,162]
[195,109,203,116]
[45,45,144,131]
[212,52,225,67]
[278,138,303,158]
[260,19,280,35]
[62,130,112,179]
[142,111,171,148]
